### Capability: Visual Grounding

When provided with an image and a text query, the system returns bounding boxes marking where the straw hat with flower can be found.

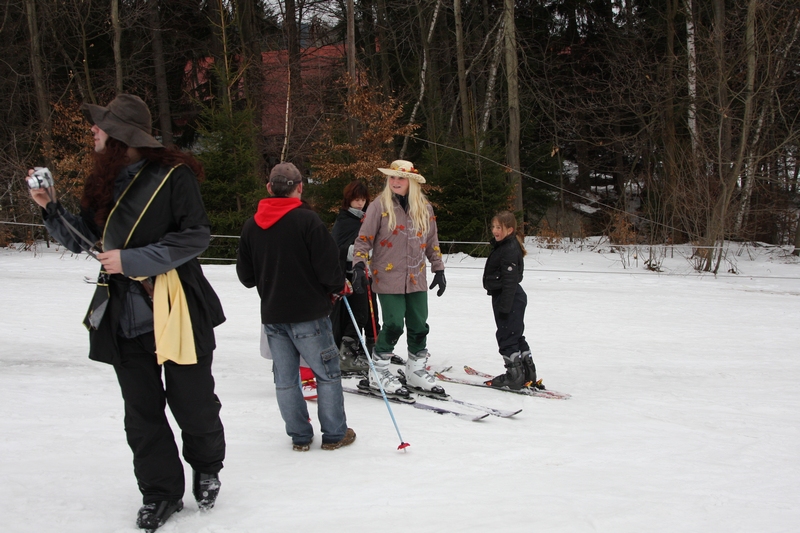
[377,160,426,184]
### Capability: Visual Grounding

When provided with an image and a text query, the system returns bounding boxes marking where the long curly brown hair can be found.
[81,138,205,227]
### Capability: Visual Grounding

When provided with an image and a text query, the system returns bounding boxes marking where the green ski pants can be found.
[374,292,429,355]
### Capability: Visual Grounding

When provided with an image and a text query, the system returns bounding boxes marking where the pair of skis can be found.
[436,366,572,400]
[343,377,522,422]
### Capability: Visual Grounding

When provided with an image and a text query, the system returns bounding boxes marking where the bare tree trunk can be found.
[685,0,698,154]
[347,0,357,143]
[793,214,800,255]
[284,0,301,152]
[400,0,443,159]
[148,0,173,146]
[503,0,522,212]
[236,0,265,174]
[24,0,52,153]
[713,0,731,176]
[111,0,123,93]
[376,0,391,90]
[663,0,679,239]
[705,0,757,272]
[454,0,471,149]
[479,17,504,150]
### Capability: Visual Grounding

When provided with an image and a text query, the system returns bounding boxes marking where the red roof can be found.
[185,44,345,136]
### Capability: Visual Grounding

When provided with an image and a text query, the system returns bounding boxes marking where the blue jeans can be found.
[264,318,347,445]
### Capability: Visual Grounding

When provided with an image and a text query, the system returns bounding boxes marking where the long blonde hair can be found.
[379,178,430,236]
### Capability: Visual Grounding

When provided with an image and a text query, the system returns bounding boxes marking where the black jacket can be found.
[237,200,344,325]
[482,235,524,314]
[43,161,225,364]
[330,208,364,274]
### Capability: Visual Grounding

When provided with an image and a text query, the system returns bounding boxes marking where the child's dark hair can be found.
[492,211,527,256]
[341,180,370,210]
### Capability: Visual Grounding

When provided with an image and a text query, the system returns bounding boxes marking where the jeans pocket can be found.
[320,347,341,379]
[291,320,322,339]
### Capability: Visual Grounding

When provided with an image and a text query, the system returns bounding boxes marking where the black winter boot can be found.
[520,350,537,386]
[339,336,369,373]
[193,471,221,510]
[136,499,183,531]
[488,352,527,390]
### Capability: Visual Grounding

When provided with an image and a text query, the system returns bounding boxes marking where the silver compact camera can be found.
[27,167,54,189]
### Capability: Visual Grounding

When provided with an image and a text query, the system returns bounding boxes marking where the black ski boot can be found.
[487,352,527,390]
[520,350,538,386]
[339,336,369,374]
[193,471,221,510]
[136,499,183,531]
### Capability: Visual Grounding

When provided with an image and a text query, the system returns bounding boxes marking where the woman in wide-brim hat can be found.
[376,159,427,183]
[80,94,164,149]
[351,159,448,398]
[27,93,226,530]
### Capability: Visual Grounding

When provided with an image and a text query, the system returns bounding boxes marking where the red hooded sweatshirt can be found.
[253,197,302,229]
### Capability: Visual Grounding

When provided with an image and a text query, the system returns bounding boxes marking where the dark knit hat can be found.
[80,94,163,148]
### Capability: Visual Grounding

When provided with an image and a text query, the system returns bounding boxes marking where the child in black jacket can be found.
[482,211,537,389]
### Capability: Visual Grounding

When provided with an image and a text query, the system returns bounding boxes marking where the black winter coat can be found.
[43,162,226,364]
[237,201,344,325]
[330,208,363,274]
[482,235,525,315]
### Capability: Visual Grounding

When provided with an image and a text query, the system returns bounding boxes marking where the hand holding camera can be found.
[27,167,56,208]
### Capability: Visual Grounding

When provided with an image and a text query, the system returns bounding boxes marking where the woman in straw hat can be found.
[28,94,225,531]
[351,160,447,398]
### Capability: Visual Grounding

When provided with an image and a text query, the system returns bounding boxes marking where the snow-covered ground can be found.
[1,241,799,532]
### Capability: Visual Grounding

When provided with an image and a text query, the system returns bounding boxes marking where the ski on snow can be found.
[342,384,489,422]
[433,366,572,400]
[396,369,522,418]
[463,366,571,399]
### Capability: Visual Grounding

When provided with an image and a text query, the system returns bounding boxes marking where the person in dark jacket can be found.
[28,94,225,531]
[330,180,380,373]
[237,163,355,452]
[482,211,537,390]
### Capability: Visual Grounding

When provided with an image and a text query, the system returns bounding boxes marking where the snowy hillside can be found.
[1,242,798,532]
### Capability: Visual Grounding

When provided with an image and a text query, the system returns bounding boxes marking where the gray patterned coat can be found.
[353,195,444,294]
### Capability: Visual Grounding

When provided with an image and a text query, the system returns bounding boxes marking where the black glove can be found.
[352,263,367,294]
[429,270,446,297]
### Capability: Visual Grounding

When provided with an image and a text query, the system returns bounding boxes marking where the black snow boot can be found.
[520,350,537,386]
[488,352,527,390]
[339,336,369,373]
[193,471,221,510]
[136,499,183,531]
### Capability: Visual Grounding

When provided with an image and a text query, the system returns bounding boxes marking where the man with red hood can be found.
[237,162,355,451]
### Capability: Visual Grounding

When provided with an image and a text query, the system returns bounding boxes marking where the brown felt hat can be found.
[80,94,163,148]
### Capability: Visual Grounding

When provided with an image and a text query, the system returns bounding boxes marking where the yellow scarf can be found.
[145,270,197,365]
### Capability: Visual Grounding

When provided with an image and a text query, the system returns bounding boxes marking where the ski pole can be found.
[365,269,380,342]
[342,295,410,451]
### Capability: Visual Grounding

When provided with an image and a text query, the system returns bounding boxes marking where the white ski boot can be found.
[404,349,447,398]
[368,352,409,397]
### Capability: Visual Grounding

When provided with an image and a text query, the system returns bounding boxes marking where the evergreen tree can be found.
[423,145,510,252]
[195,105,262,258]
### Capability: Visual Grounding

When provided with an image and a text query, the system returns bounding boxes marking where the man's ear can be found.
[267,183,273,196]
[296,182,303,195]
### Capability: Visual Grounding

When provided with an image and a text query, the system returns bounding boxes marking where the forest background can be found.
[1,0,799,271]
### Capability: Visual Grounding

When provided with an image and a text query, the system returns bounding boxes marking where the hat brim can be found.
[378,168,426,184]
[80,103,163,149]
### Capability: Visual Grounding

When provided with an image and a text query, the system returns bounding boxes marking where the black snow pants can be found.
[492,285,531,357]
[113,333,225,504]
